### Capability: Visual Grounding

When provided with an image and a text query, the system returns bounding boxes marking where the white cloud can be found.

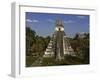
[47,19,54,23]
[64,20,75,24]
[26,19,32,22]
[32,20,39,23]
[77,16,85,19]
[26,19,39,23]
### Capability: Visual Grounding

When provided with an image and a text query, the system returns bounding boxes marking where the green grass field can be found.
[26,56,38,67]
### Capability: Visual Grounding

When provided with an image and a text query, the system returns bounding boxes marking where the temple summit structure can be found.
[43,20,75,60]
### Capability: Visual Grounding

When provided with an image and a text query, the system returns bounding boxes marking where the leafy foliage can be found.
[70,33,89,64]
[26,27,89,67]
[26,27,50,66]
[26,27,36,56]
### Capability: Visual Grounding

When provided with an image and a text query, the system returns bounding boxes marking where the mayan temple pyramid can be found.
[43,20,75,60]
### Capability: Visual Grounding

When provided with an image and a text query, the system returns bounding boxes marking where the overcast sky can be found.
[26,12,89,38]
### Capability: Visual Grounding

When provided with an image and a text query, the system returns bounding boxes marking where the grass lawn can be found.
[41,55,88,66]
[26,56,38,67]
[26,55,89,67]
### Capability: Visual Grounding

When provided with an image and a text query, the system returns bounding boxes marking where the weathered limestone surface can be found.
[43,20,75,60]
